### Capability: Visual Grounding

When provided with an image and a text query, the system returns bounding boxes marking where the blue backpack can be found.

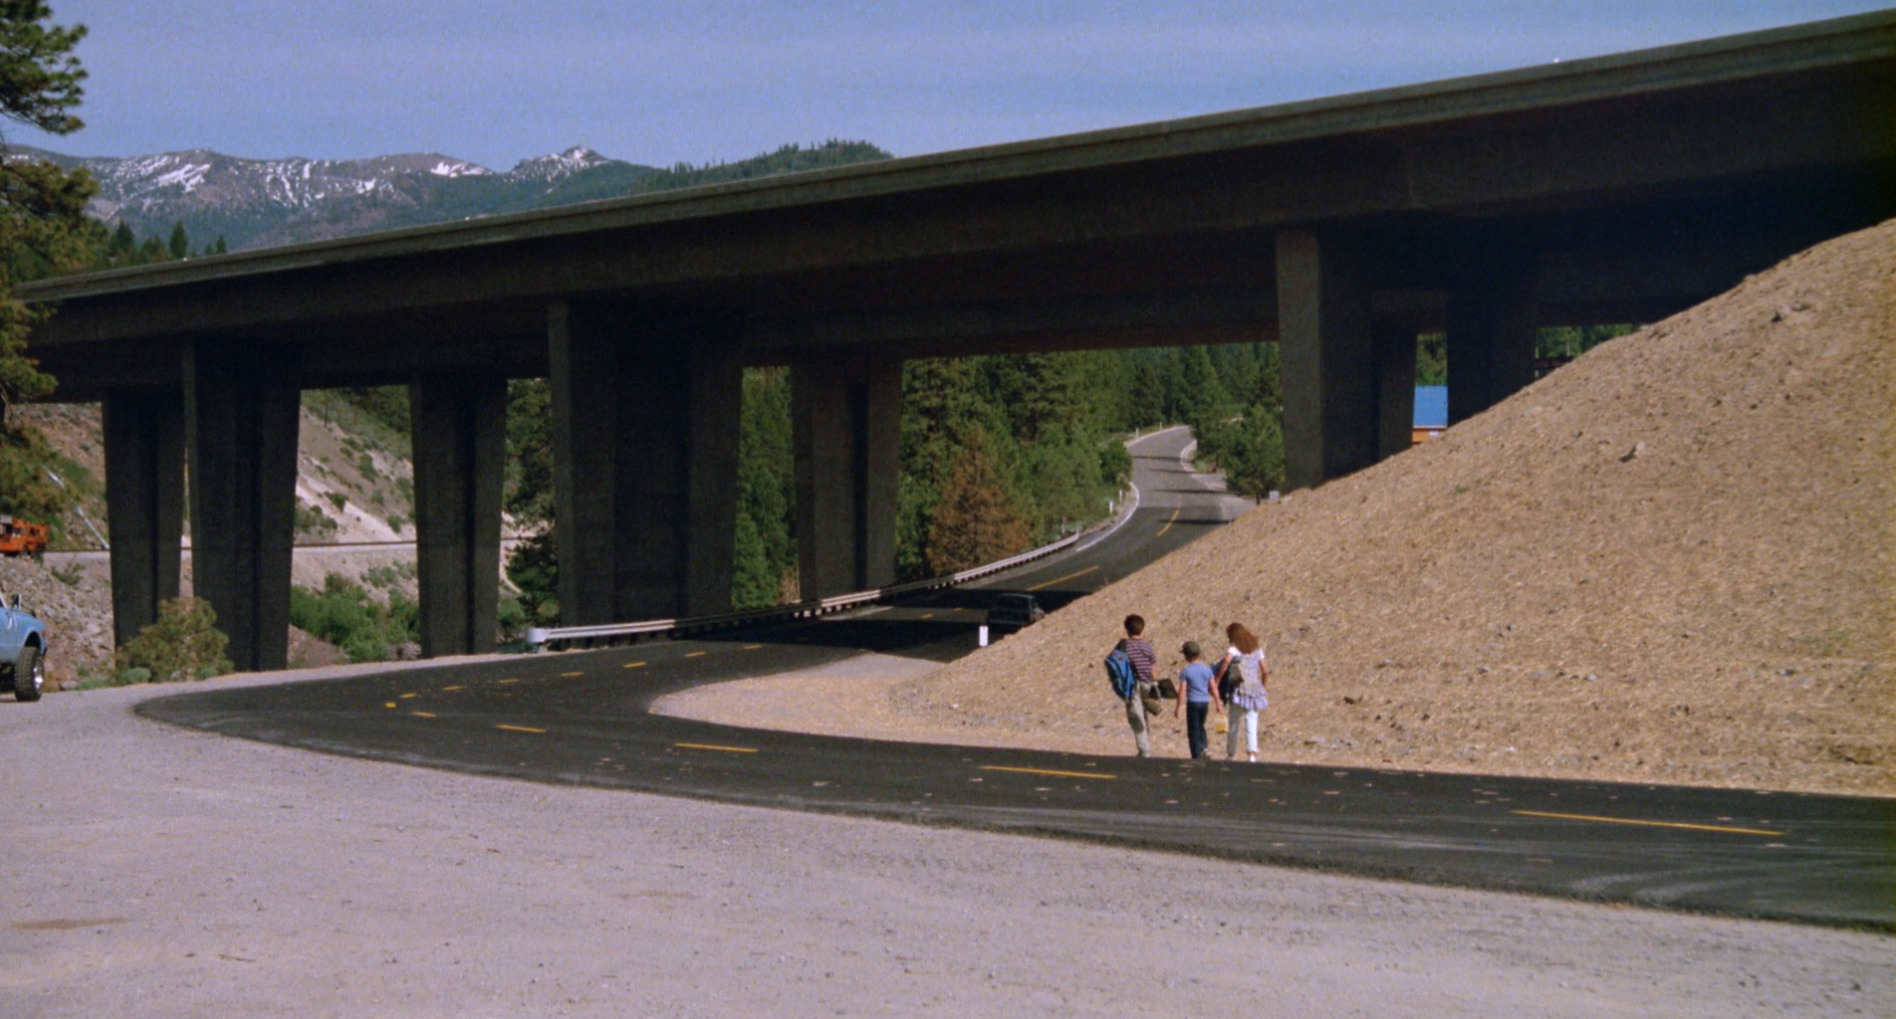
[1105,646,1137,699]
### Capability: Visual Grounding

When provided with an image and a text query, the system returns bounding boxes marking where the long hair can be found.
[1225,622,1260,655]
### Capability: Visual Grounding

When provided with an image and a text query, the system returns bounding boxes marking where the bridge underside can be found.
[36,15,1896,667]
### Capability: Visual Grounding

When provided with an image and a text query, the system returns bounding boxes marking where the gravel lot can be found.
[4,670,1889,1018]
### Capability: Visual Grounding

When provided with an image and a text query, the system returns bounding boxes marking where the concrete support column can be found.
[792,357,902,599]
[102,388,185,648]
[1447,247,1539,425]
[185,338,302,672]
[1277,229,1377,490]
[409,372,506,657]
[550,300,742,624]
[1374,320,1419,460]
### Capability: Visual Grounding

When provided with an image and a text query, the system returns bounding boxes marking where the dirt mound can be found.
[903,220,1895,795]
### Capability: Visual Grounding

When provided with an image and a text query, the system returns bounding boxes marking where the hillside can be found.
[670,221,1896,797]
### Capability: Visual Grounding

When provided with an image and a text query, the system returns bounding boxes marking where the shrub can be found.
[289,573,420,663]
[116,598,233,682]
[294,498,338,538]
[506,531,559,625]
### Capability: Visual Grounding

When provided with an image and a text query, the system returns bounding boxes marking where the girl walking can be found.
[1216,622,1269,762]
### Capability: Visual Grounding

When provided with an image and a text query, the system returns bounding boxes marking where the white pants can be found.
[1226,704,1258,759]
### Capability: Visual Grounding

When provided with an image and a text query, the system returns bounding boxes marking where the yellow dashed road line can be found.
[410,711,436,719]
[684,651,706,658]
[441,685,465,692]
[399,692,418,700]
[1028,565,1098,592]
[624,661,647,669]
[1510,809,1783,836]
[495,724,545,734]
[560,671,584,678]
[674,742,758,754]
[980,765,1115,781]
[743,644,763,650]
[383,701,397,709]
[496,678,519,685]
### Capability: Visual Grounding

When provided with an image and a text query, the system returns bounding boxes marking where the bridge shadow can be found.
[697,617,977,661]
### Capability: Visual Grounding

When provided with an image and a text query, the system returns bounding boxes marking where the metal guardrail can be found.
[523,530,1082,652]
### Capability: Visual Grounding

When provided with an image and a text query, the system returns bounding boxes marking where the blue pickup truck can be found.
[0,587,46,702]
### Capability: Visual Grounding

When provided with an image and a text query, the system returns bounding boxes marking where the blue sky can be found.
[8,2,1888,169]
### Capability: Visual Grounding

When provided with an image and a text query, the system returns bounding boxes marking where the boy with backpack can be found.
[1106,614,1159,757]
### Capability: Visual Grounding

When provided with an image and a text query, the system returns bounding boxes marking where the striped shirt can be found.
[1123,637,1157,684]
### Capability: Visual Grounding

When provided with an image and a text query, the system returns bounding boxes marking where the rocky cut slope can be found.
[900,220,1896,796]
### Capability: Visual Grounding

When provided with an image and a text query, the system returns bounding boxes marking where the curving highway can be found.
[137,426,1894,929]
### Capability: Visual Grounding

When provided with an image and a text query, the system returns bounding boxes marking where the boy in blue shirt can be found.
[1174,640,1220,759]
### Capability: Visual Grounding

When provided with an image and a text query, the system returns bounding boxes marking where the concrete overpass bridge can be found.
[20,12,1894,670]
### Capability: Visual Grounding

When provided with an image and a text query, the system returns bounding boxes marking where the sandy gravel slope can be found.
[801,221,1896,797]
[4,676,1890,1017]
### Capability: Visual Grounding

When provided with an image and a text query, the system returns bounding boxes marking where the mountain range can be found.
[10,140,891,252]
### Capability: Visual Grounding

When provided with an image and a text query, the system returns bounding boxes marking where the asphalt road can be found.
[135,426,1895,930]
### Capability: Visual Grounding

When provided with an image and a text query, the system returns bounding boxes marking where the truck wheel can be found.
[12,645,41,702]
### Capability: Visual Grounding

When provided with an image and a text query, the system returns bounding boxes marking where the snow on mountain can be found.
[507,146,613,183]
[73,149,500,220]
[5,139,890,253]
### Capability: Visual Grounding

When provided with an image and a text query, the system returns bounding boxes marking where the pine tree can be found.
[0,1,93,533]
[167,220,188,259]
[732,367,795,609]
[924,429,1029,575]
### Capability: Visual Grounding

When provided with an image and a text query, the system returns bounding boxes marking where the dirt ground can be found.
[5,670,1889,1018]
[664,221,1896,798]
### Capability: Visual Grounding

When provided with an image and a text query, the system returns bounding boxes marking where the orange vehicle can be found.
[0,516,48,556]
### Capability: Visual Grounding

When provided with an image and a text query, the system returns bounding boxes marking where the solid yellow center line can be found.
[1155,505,1181,538]
[624,661,647,669]
[980,765,1115,781]
[410,711,436,719]
[1028,565,1098,592]
[674,742,758,754]
[495,723,545,734]
[1511,809,1784,836]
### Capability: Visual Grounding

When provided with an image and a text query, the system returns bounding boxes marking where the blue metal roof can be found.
[1414,386,1448,428]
